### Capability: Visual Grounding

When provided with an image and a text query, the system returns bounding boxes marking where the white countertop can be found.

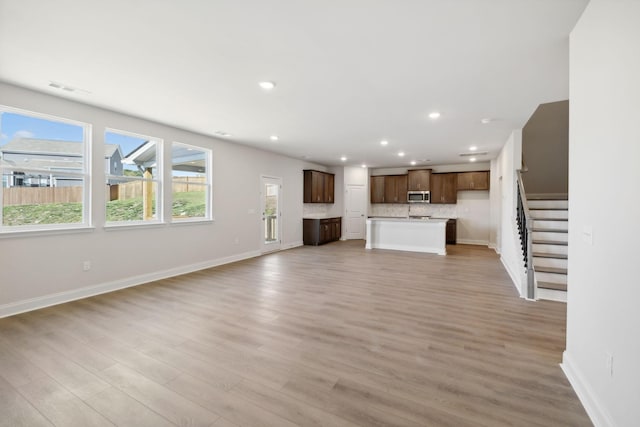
[303,214,340,219]
[367,217,448,223]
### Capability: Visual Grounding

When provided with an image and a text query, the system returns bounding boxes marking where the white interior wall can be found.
[563,2,640,426]
[455,191,490,245]
[488,158,501,251]
[0,82,324,316]
[495,130,525,296]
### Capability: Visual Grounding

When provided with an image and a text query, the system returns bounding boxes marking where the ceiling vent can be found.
[459,151,488,157]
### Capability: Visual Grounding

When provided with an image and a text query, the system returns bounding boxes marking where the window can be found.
[105,130,162,224]
[0,107,90,230]
[171,142,211,221]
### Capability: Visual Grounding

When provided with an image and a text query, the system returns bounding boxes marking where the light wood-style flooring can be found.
[0,241,591,426]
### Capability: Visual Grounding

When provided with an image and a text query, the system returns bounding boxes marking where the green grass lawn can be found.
[2,192,206,226]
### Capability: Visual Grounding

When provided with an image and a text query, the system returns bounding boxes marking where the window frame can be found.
[170,141,213,223]
[0,105,92,234]
[104,128,164,228]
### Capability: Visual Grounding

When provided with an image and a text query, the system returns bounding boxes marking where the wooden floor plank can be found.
[0,241,591,426]
[17,376,114,427]
[98,363,219,427]
[0,376,53,427]
[84,387,175,427]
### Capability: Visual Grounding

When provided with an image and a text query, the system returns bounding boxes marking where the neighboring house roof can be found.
[123,140,206,173]
[0,138,122,159]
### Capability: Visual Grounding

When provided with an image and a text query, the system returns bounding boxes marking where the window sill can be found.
[0,225,95,239]
[104,221,167,231]
[170,217,214,226]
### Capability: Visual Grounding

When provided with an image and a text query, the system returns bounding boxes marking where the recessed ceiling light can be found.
[361,164,367,168]
[380,140,389,146]
[398,152,405,157]
[340,156,347,162]
[259,81,276,90]
[481,118,492,124]
[410,160,417,166]
[270,135,279,141]
[469,146,477,151]
[429,112,441,119]
[469,157,477,162]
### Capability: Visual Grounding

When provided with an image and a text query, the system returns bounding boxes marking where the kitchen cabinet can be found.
[407,169,431,191]
[456,171,489,191]
[303,217,341,245]
[446,219,457,244]
[303,170,335,203]
[323,173,334,203]
[383,175,408,204]
[370,176,386,203]
[431,173,457,204]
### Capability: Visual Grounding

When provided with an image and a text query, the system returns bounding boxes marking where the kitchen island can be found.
[365,217,448,255]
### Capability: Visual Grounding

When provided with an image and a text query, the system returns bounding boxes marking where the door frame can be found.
[345,184,366,240]
[260,175,283,253]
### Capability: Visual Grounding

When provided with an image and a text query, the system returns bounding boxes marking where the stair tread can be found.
[533,240,568,246]
[533,252,568,259]
[526,194,568,200]
[533,228,568,233]
[535,266,568,274]
[538,281,568,291]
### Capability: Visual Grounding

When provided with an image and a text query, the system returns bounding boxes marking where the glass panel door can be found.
[261,176,282,252]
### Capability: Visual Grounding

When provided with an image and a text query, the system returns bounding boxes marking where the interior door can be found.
[261,175,282,253]
[346,184,366,239]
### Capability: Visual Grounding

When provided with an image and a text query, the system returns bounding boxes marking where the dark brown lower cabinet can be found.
[303,217,342,245]
[446,219,457,244]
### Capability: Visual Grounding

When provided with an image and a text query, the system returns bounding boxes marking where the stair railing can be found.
[516,170,535,300]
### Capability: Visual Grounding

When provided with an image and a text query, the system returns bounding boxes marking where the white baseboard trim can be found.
[456,239,489,246]
[500,256,524,298]
[488,243,501,255]
[0,249,261,319]
[561,351,614,427]
[281,240,304,250]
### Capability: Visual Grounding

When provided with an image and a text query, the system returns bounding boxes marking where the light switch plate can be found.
[582,225,593,245]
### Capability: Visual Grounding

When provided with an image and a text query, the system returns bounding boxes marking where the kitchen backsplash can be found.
[370,204,458,218]
[303,203,331,216]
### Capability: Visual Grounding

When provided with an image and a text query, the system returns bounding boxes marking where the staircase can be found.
[528,196,568,301]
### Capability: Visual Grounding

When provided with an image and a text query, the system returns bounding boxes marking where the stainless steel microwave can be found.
[407,191,430,203]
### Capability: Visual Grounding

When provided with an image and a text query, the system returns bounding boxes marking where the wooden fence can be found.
[4,177,207,206]
[4,186,83,206]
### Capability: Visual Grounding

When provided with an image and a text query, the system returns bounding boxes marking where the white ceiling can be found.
[0,0,588,168]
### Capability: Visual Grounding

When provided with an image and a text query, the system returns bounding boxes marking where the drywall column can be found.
[563,1,640,426]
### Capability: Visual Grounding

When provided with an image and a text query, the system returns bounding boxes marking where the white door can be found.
[261,176,282,253]
[345,184,366,239]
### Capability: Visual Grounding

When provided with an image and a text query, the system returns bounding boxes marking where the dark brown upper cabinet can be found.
[303,170,335,203]
[431,173,457,204]
[456,171,490,191]
[370,176,386,203]
[383,175,408,204]
[407,169,431,191]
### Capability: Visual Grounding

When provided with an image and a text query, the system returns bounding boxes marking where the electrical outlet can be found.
[605,352,614,377]
[83,261,91,271]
